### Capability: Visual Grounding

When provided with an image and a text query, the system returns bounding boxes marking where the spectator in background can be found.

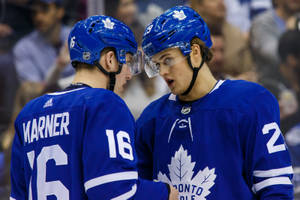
[280,30,300,200]
[190,0,254,81]
[0,1,34,131]
[250,0,300,84]
[224,0,272,33]
[278,30,300,133]
[13,0,74,98]
[0,0,34,46]
[208,27,258,82]
[0,38,19,137]
[105,0,144,45]
[278,32,300,97]
[208,27,225,79]
[62,0,87,24]
[0,2,28,197]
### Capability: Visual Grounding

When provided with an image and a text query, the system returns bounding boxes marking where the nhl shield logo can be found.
[181,106,191,115]
[83,52,91,60]
[157,145,216,200]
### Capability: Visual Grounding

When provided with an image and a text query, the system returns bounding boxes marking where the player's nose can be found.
[159,65,169,76]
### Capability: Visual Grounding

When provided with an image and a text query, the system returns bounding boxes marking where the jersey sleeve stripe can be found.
[111,184,137,200]
[84,171,138,192]
[253,166,293,177]
[252,177,292,193]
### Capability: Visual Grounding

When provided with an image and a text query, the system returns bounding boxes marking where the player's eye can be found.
[163,57,174,66]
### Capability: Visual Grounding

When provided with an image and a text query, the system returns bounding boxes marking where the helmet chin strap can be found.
[94,61,123,91]
[181,54,206,96]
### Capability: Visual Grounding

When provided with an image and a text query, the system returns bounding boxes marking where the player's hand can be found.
[169,185,179,200]
[56,41,70,70]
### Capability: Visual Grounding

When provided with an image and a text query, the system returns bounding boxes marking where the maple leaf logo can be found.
[173,10,187,21]
[157,145,216,199]
[102,18,115,29]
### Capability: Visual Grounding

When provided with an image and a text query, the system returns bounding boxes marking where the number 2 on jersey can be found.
[106,130,134,161]
[262,122,286,154]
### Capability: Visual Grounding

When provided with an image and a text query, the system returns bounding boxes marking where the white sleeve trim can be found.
[10,197,16,200]
[111,184,137,200]
[253,166,293,177]
[252,177,292,193]
[84,171,138,192]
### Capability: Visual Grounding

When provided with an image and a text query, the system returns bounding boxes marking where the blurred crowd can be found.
[0,0,300,199]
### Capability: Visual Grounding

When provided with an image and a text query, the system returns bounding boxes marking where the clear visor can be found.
[126,50,143,76]
[143,47,190,78]
[143,55,160,78]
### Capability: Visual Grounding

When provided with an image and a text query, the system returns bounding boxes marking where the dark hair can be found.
[190,37,213,62]
[278,30,300,62]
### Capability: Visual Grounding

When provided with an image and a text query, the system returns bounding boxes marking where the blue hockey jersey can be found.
[10,85,168,200]
[136,80,294,200]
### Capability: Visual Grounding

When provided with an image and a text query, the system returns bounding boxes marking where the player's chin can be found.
[169,87,181,95]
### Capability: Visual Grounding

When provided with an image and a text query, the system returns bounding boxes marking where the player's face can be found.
[32,3,64,34]
[152,48,193,95]
[114,53,133,95]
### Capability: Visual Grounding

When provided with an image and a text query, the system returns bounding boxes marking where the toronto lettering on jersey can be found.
[22,112,70,145]
[173,184,204,200]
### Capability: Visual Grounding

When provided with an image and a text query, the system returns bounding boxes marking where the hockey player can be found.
[136,6,294,199]
[10,15,178,200]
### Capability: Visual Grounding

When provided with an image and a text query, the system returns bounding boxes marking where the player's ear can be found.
[100,51,118,72]
[190,43,202,68]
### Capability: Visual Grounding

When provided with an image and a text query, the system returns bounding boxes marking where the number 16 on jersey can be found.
[106,129,134,161]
